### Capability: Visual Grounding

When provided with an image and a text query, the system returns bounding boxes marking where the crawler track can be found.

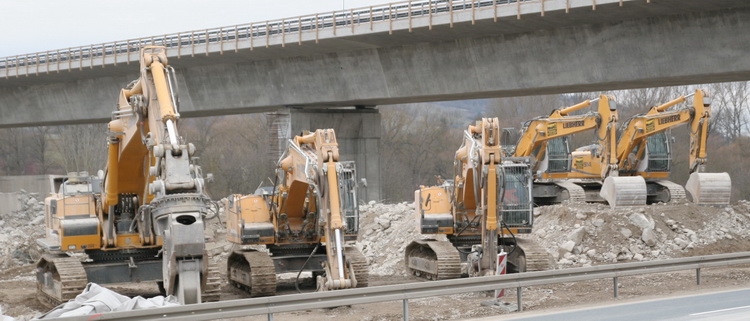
[515,238,553,272]
[652,180,687,204]
[345,247,369,287]
[227,250,277,297]
[405,240,461,280]
[36,254,88,309]
[555,181,587,203]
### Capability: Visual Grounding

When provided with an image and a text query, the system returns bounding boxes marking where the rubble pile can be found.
[353,200,750,275]
[529,200,750,267]
[0,191,45,270]
[355,201,447,276]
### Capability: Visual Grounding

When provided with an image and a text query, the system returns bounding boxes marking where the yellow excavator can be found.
[224,129,367,296]
[35,46,219,307]
[511,95,644,206]
[405,118,550,279]
[597,89,731,206]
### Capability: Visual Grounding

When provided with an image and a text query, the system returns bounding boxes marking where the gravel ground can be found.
[2,194,750,320]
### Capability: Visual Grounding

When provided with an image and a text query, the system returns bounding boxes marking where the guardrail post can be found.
[613,277,619,298]
[403,299,409,321]
[517,287,523,312]
[267,312,273,321]
[696,268,701,285]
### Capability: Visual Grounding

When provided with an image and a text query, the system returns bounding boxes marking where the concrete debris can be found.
[352,199,750,275]
[567,228,586,245]
[356,202,443,276]
[3,188,750,320]
[529,202,750,267]
[641,228,657,247]
[628,213,655,231]
[0,192,45,270]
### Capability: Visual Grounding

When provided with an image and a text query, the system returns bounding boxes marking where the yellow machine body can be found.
[45,184,101,251]
[225,194,275,245]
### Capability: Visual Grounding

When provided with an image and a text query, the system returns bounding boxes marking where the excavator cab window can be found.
[499,164,533,228]
[546,137,571,173]
[645,130,671,173]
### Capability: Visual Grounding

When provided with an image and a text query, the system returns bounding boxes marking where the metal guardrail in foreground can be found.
[47,251,750,321]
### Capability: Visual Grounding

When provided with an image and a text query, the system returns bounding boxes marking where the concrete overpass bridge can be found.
[1,0,748,200]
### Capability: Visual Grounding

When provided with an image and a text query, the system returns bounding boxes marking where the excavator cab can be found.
[499,160,534,231]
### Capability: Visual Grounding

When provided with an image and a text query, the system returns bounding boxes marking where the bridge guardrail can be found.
[43,251,750,321]
[0,0,550,77]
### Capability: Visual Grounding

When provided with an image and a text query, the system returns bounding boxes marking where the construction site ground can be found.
[2,193,750,320]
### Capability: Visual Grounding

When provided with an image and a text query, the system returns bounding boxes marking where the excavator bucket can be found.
[600,176,647,209]
[685,172,732,205]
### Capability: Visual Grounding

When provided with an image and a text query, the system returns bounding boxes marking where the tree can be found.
[51,124,107,174]
[710,82,750,142]
[380,104,464,201]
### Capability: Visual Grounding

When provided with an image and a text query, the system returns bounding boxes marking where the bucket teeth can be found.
[600,176,647,209]
[686,172,732,205]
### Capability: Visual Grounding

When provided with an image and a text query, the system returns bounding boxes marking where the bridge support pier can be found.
[267,107,382,203]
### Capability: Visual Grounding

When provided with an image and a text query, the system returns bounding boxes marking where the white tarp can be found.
[36,283,180,319]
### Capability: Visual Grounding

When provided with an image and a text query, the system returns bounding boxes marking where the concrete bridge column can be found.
[266,107,381,203]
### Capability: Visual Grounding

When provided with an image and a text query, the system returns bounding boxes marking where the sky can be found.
[0,0,395,57]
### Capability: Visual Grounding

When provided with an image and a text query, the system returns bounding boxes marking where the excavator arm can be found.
[102,46,211,304]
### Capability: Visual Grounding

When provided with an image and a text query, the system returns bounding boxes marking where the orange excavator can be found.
[405,118,550,280]
[224,129,367,296]
[601,89,731,206]
[35,46,219,307]
[510,95,645,206]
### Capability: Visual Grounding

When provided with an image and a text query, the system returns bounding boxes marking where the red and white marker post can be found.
[494,250,507,299]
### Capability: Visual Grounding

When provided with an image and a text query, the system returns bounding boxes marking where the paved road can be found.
[499,288,750,321]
